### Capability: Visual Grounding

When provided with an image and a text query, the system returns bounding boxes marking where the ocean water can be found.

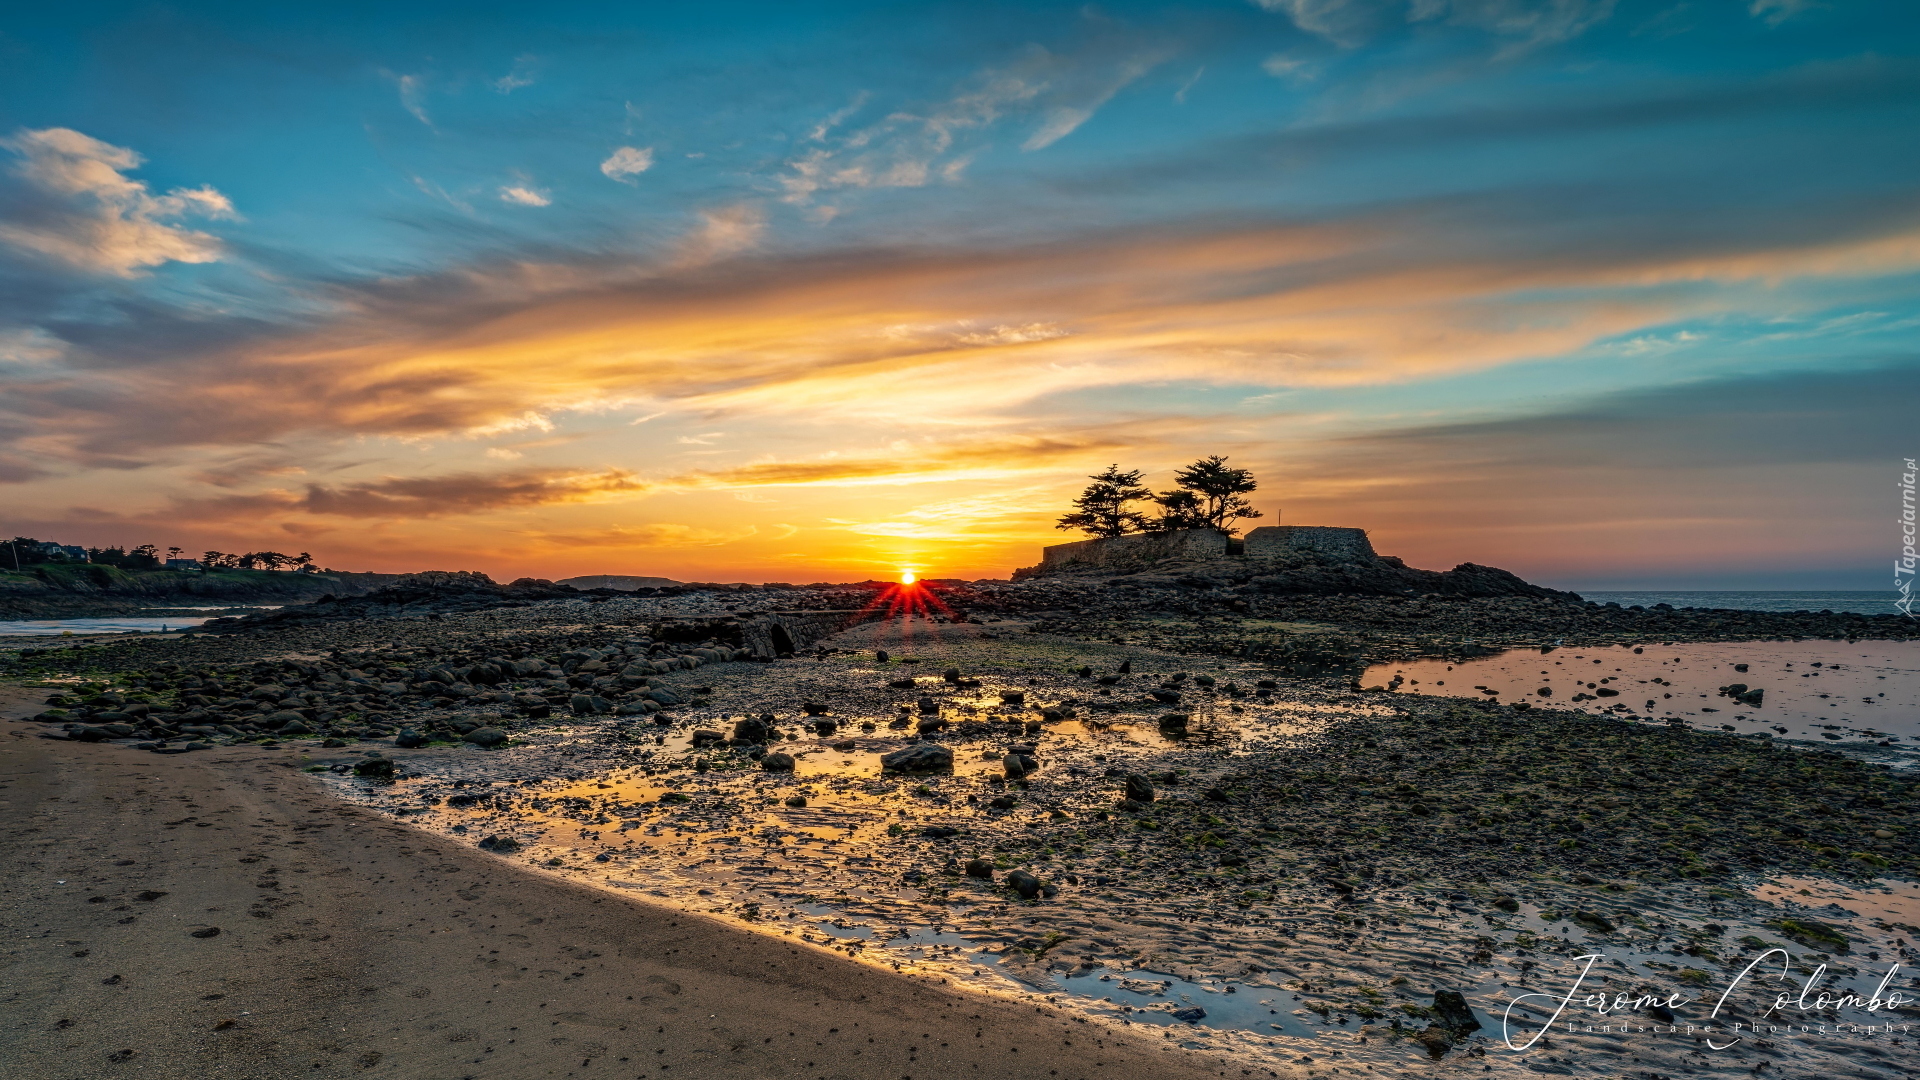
[1579,590,1905,615]
[0,616,220,637]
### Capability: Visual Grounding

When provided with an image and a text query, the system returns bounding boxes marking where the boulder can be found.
[1431,990,1480,1036]
[1005,869,1043,899]
[881,743,953,773]
[1002,753,1038,780]
[1123,773,1156,803]
[353,757,396,777]
[261,710,307,729]
[731,716,771,744]
[277,720,314,736]
[1156,713,1189,734]
[462,727,508,748]
[394,729,429,748]
[760,752,796,772]
[964,858,995,880]
[477,835,521,853]
[690,729,726,746]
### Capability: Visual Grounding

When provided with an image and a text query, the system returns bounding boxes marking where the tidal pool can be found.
[1362,640,1920,744]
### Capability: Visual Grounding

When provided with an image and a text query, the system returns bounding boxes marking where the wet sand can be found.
[0,700,1234,1080]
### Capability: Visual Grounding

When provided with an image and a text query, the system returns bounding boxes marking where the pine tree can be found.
[1153,455,1262,534]
[1056,465,1152,538]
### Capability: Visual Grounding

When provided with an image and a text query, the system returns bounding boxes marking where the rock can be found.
[1002,753,1037,779]
[783,795,807,807]
[1171,1007,1206,1022]
[462,727,507,748]
[68,726,112,742]
[802,701,829,716]
[1430,990,1480,1035]
[1148,689,1182,704]
[1571,910,1616,934]
[943,667,961,684]
[1006,869,1042,899]
[916,695,939,714]
[875,650,890,662]
[353,757,397,777]
[989,794,1017,810]
[1156,713,1189,734]
[830,739,857,752]
[922,825,958,838]
[964,858,995,880]
[394,729,429,748]
[811,719,837,736]
[477,835,521,853]
[277,720,313,736]
[731,716,771,744]
[690,728,725,745]
[188,927,221,939]
[261,710,307,729]
[999,690,1025,705]
[915,716,947,734]
[1123,773,1156,803]
[321,738,347,748]
[881,743,953,773]
[761,752,796,772]
[1491,895,1520,913]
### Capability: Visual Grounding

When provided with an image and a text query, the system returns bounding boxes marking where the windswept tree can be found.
[1056,465,1153,538]
[1153,455,1262,534]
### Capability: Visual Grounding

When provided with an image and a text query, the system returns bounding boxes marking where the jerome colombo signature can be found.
[1503,950,1912,1052]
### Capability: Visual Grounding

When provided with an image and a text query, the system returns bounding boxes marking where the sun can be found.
[899,569,918,585]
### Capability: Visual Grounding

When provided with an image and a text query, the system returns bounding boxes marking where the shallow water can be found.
[0,616,216,636]
[0,607,279,637]
[1362,640,1920,744]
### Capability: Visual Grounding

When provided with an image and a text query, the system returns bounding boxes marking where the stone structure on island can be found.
[1037,524,1376,573]
[1015,522,1575,600]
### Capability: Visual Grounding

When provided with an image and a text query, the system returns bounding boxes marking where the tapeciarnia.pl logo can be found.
[1900,457,1918,618]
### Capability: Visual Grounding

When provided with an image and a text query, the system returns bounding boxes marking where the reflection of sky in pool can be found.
[1362,641,1920,742]
[0,608,278,636]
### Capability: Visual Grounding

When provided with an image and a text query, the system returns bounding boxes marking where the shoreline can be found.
[0,713,1232,1080]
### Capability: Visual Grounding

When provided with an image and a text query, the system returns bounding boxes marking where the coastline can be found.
[0,709,1229,1080]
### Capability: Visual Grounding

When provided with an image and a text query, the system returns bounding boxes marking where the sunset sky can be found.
[2,1,1916,588]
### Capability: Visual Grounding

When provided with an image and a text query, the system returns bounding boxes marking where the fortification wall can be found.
[1040,529,1230,571]
[1243,525,1375,562]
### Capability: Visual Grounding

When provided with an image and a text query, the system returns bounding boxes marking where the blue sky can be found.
[1,1,1916,586]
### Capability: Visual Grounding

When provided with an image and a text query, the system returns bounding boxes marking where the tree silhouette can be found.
[1153,455,1262,534]
[1056,465,1153,538]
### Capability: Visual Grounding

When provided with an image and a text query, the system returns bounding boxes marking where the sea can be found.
[1577,590,1903,615]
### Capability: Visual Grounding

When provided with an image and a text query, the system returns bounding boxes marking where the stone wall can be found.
[1040,529,1231,571]
[1243,525,1375,562]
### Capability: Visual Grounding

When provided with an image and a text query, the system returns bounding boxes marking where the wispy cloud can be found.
[0,128,235,276]
[493,56,538,93]
[395,73,431,125]
[174,467,651,521]
[1750,0,1820,26]
[600,146,654,183]
[498,184,551,207]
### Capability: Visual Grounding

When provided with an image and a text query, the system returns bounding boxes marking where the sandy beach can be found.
[0,690,1234,1080]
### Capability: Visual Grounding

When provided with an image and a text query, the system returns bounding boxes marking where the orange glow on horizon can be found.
[899,569,917,584]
